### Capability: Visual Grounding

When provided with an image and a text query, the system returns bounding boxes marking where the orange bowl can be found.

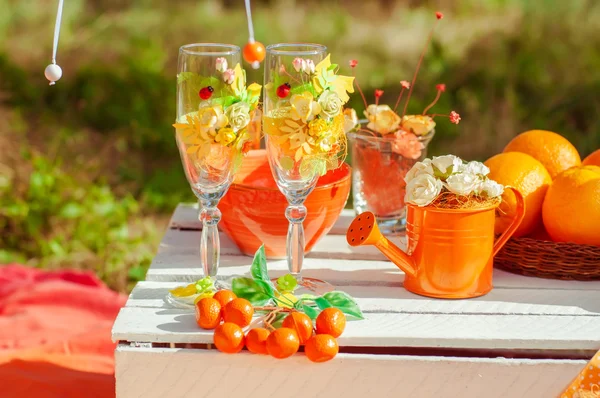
[219,149,351,259]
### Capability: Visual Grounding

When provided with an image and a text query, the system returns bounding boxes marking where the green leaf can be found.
[255,279,275,298]
[315,296,332,310]
[302,303,320,320]
[290,83,314,95]
[251,245,269,281]
[277,274,297,292]
[324,291,364,320]
[231,277,272,306]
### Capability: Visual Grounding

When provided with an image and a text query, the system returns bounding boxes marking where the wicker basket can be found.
[495,237,600,281]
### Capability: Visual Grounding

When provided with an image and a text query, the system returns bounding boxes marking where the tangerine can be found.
[503,130,581,179]
[266,328,300,359]
[484,152,552,237]
[282,312,313,344]
[315,308,346,338]
[195,297,222,330]
[223,298,254,328]
[213,322,245,354]
[542,165,600,246]
[245,327,270,355]
[583,149,600,167]
[213,290,237,308]
[304,334,339,363]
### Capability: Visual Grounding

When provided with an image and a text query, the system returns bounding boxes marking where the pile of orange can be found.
[484,130,600,246]
[195,290,346,363]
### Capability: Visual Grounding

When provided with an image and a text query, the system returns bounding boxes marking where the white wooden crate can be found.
[112,204,600,398]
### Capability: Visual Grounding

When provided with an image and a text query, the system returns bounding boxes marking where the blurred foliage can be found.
[1,0,599,291]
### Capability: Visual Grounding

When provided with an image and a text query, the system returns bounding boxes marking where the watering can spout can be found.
[346,212,417,278]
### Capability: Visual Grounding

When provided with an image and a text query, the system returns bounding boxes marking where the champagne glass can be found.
[174,43,257,291]
[263,43,345,294]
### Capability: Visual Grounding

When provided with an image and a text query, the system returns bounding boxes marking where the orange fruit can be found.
[484,152,552,237]
[542,165,600,246]
[213,290,237,308]
[195,297,222,330]
[304,334,339,363]
[583,149,600,167]
[213,322,245,354]
[282,312,313,344]
[223,298,254,328]
[503,130,581,179]
[266,328,300,359]
[315,308,346,338]
[245,327,270,355]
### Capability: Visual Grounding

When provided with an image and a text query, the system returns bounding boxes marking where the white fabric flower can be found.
[305,59,315,74]
[401,115,436,136]
[215,57,228,73]
[432,155,463,177]
[343,108,358,133]
[318,90,343,118]
[226,101,251,132]
[292,57,307,73]
[405,174,443,207]
[404,159,434,184]
[463,161,490,176]
[480,179,504,198]
[364,104,401,135]
[446,173,481,196]
[223,68,235,85]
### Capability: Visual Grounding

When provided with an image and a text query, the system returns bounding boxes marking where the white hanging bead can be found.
[45,64,63,86]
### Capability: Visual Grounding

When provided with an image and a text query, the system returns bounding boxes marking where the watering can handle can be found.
[493,186,526,257]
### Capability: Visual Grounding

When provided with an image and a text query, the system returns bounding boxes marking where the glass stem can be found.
[285,204,307,280]
[199,205,221,279]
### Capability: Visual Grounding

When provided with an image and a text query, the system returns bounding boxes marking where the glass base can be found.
[272,276,335,296]
[164,275,233,310]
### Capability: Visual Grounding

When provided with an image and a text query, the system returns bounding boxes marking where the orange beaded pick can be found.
[243,41,266,69]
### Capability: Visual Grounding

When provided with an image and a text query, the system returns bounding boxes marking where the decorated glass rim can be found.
[266,43,327,56]
[179,43,240,56]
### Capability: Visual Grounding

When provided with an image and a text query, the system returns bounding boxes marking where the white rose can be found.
[364,104,401,135]
[445,172,481,196]
[343,108,358,133]
[215,57,228,73]
[226,101,251,132]
[405,174,443,207]
[431,155,463,177]
[404,159,434,184]
[480,179,504,198]
[463,161,490,176]
[318,90,343,118]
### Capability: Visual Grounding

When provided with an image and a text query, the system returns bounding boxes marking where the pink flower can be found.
[436,12,444,20]
[279,64,287,74]
[401,80,410,89]
[374,89,384,98]
[449,111,461,124]
[292,57,306,72]
[223,68,235,85]
[392,130,424,159]
[436,84,446,92]
[349,59,358,68]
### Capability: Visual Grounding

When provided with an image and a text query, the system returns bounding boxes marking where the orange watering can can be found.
[347,187,525,299]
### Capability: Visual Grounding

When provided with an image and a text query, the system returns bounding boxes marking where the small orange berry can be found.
[266,328,299,359]
[214,322,245,354]
[195,297,222,330]
[243,41,266,64]
[245,328,270,355]
[304,334,339,363]
[223,298,254,328]
[316,308,346,338]
[282,312,313,344]
[213,290,237,308]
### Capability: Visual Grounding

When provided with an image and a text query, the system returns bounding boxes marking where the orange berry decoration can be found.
[195,297,222,330]
[316,308,346,338]
[304,334,339,363]
[223,298,254,328]
[266,328,300,359]
[214,322,245,354]
[213,290,237,308]
[243,41,266,68]
[282,312,313,344]
[245,327,270,355]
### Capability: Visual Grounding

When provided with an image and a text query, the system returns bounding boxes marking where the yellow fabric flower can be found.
[312,54,355,103]
[198,104,228,137]
[290,91,321,123]
[343,108,358,133]
[364,104,401,135]
[308,118,329,137]
[215,127,237,146]
[247,82,262,99]
[401,115,436,136]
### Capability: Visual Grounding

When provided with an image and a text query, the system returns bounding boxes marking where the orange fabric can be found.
[0,264,126,398]
[562,351,600,397]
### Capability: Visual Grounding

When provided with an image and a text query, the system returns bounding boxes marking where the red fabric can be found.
[0,264,126,398]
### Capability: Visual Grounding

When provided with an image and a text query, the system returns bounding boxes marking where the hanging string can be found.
[242,0,265,70]
[244,0,255,43]
[45,0,65,85]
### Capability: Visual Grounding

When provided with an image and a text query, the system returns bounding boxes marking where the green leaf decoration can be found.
[251,244,269,282]
[315,296,332,310]
[302,303,320,320]
[290,83,316,96]
[255,279,275,298]
[277,274,297,292]
[195,276,215,294]
[324,291,364,320]
[231,277,272,306]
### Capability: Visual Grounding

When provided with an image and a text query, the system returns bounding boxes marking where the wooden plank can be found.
[111,306,600,351]
[115,346,585,398]
[169,203,354,235]
[125,281,600,316]
[144,250,600,291]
